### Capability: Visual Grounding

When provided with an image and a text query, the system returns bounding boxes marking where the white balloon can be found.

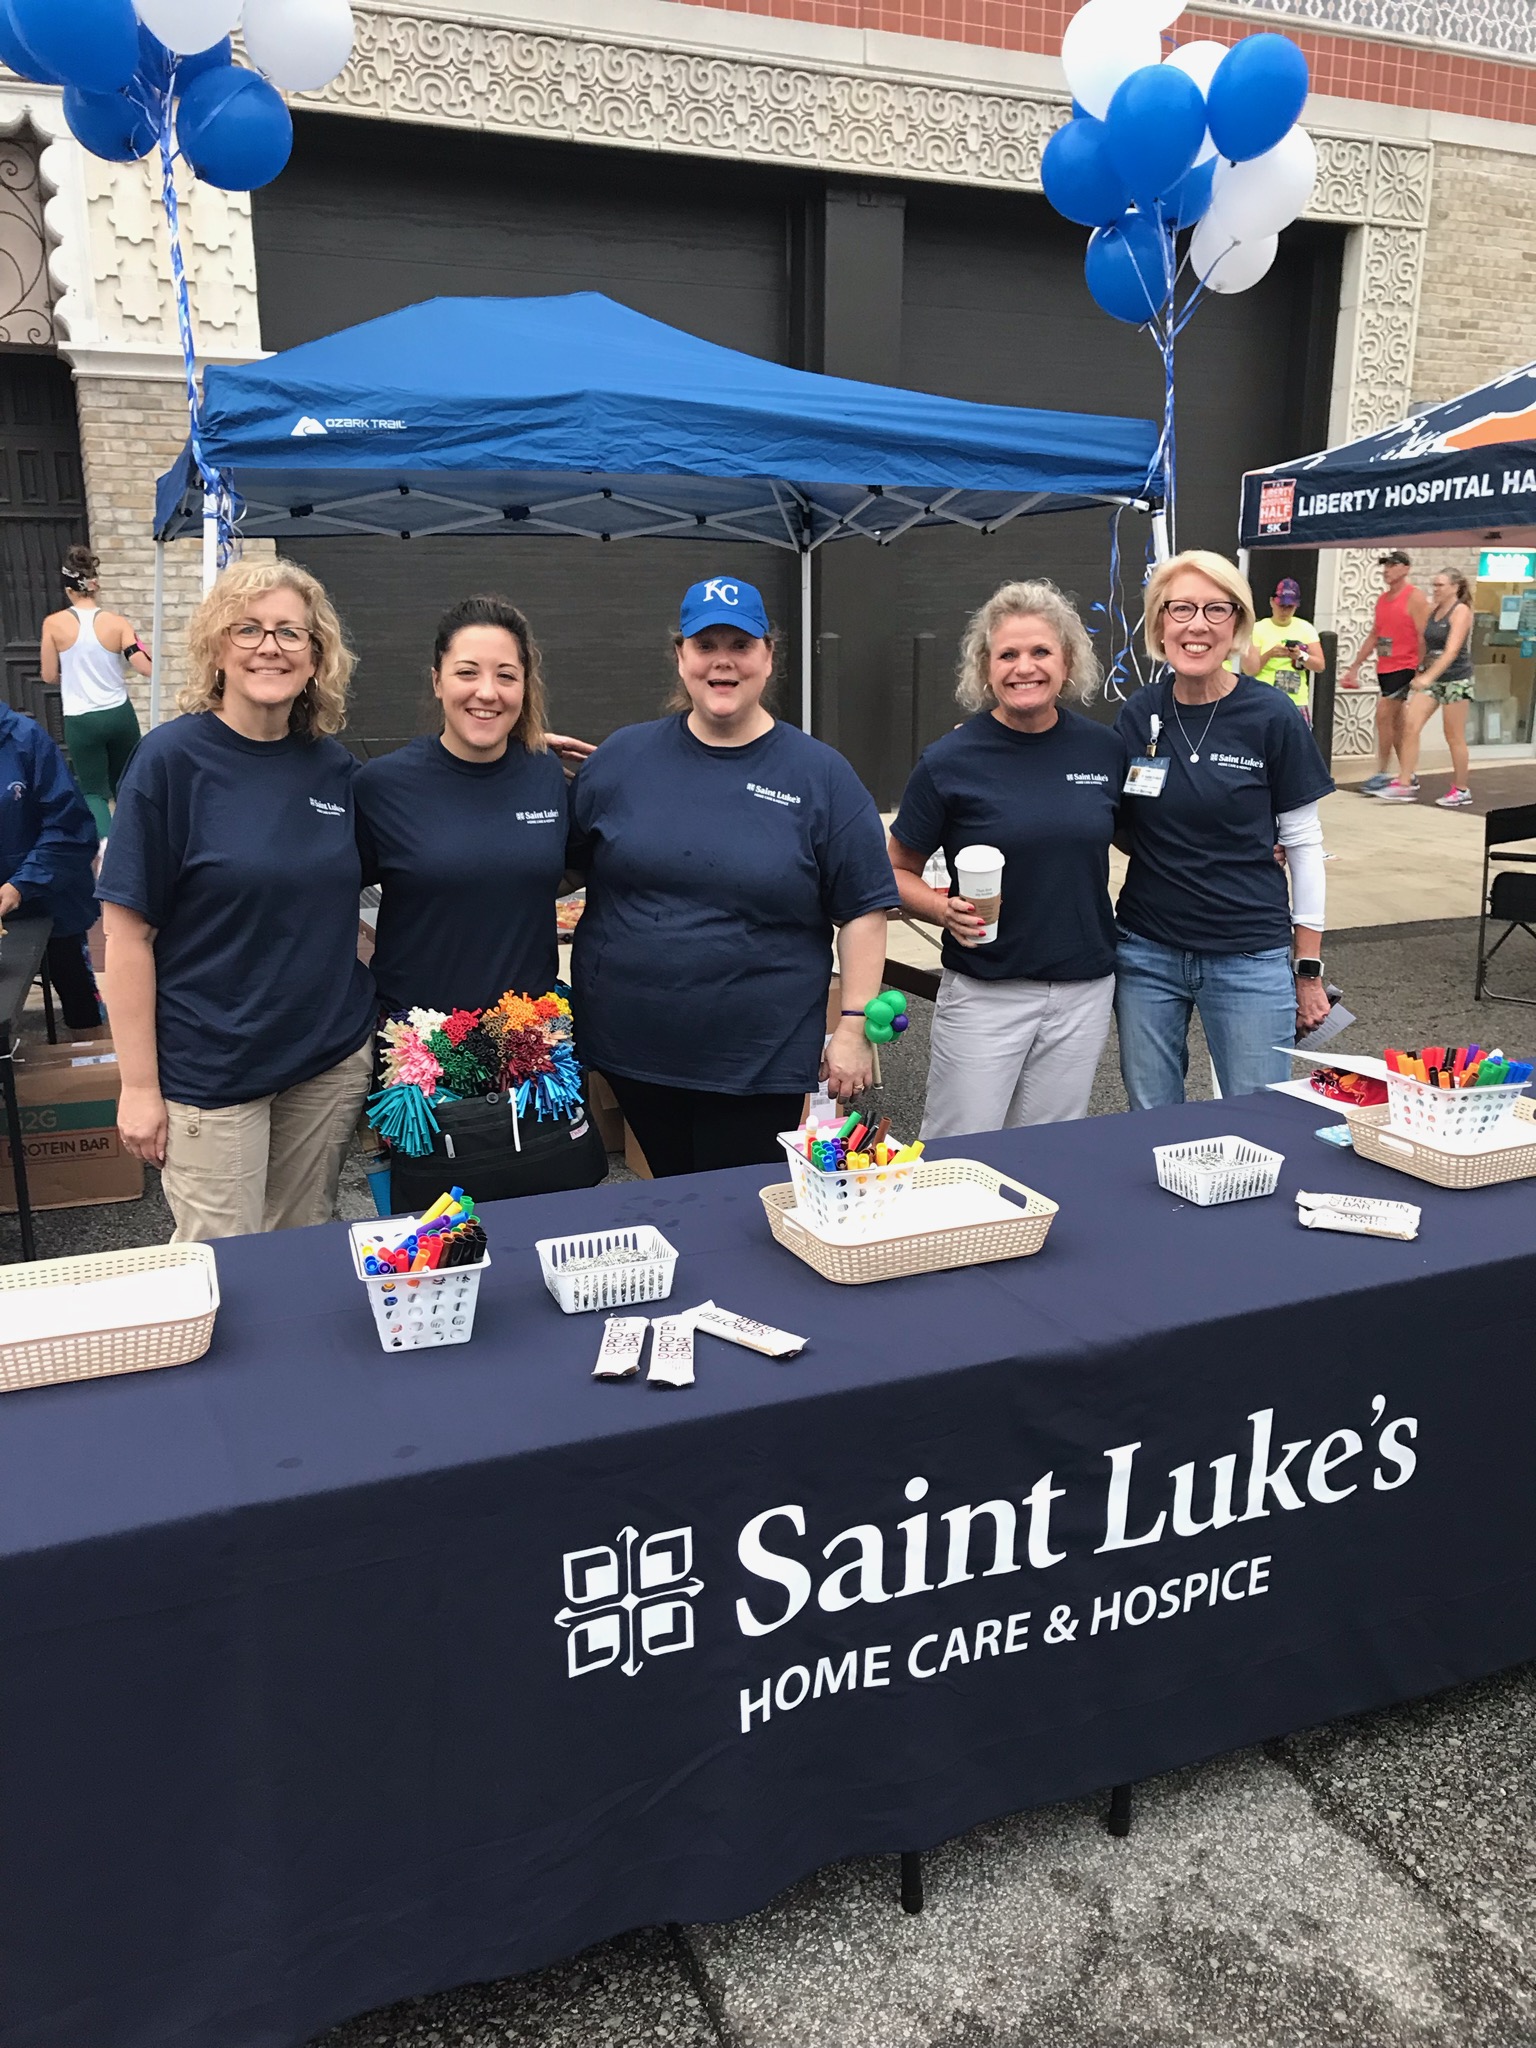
[133,0,243,55]
[1164,39,1226,162]
[1061,0,1163,121]
[242,0,354,91]
[1189,220,1279,295]
[1143,0,1188,26]
[1207,127,1317,240]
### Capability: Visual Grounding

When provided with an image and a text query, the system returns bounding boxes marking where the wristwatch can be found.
[1294,957,1324,980]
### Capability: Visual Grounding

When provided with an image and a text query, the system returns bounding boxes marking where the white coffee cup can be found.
[953,843,1005,945]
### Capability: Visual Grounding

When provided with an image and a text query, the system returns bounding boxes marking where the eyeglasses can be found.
[228,622,313,650]
[1161,600,1240,625]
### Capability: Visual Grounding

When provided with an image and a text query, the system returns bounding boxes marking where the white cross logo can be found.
[555,1526,704,1678]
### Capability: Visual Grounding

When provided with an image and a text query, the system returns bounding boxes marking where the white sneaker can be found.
[1435,786,1474,808]
[1375,780,1419,802]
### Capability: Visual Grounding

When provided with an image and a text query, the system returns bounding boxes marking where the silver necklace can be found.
[1169,688,1221,764]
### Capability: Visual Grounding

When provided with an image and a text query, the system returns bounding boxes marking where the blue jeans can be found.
[1115,925,1296,1110]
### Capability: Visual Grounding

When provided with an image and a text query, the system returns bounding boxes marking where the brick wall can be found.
[1412,142,1536,411]
[71,375,205,727]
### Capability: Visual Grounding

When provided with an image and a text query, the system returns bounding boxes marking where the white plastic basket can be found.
[777,1133,919,1241]
[1385,1071,1529,1150]
[348,1219,489,1353]
[1154,1135,1284,1207]
[536,1226,678,1314]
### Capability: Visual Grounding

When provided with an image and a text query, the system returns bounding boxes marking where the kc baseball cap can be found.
[1274,577,1302,605]
[679,577,771,639]
[1377,549,1411,567]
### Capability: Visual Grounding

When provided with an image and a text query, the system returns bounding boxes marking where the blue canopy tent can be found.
[1239,362,1536,556]
[153,292,1161,729]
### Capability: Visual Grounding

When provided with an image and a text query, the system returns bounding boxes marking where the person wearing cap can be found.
[567,576,898,1177]
[888,578,1126,1135]
[1339,551,1428,796]
[1241,578,1323,722]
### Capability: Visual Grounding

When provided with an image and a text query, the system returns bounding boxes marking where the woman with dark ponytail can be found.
[354,594,593,1016]
[39,545,150,842]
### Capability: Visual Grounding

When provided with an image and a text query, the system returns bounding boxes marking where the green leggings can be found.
[63,699,142,840]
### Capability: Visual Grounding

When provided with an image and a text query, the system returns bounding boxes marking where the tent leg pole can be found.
[1152,511,1171,565]
[800,546,813,736]
[201,491,218,595]
[149,540,166,729]
[1237,547,1251,581]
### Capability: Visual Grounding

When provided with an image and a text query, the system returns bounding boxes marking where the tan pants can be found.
[162,1041,373,1243]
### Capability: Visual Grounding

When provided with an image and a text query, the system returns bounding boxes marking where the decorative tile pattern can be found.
[1235,0,1532,60]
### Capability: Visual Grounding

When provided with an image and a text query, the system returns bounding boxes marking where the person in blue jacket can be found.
[568,576,898,1178]
[0,703,104,1029]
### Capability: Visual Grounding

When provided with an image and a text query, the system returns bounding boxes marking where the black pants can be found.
[604,1073,803,1179]
[44,932,103,1031]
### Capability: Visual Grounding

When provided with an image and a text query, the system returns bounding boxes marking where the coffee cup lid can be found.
[955,844,1004,868]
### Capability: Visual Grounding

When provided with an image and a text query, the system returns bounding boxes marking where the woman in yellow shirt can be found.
[1242,576,1323,722]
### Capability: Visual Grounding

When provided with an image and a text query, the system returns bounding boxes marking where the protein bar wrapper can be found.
[1297,1208,1419,1242]
[647,1315,696,1389]
[694,1303,807,1359]
[593,1316,649,1379]
[1297,1189,1421,1229]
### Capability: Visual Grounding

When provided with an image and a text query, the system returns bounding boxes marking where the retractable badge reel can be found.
[1124,713,1168,798]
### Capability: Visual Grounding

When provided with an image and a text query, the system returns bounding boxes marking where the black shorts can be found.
[1378,668,1416,699]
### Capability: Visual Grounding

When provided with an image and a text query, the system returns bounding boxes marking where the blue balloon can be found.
[0,0,63,83]
[1042,117,1131,230]
[10,0,138,94]
[1206,34,1310,164]
[134,27,232,98]
[1104,65,1207,213]
[136,23,173,91]
[1164,157,1215,230]
[64,83,159,162]
[177,35,234,89]
[1084,209,1170,326]
[175,65,293,192]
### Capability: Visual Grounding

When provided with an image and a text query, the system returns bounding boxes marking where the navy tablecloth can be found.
[2,1091,1534,2048]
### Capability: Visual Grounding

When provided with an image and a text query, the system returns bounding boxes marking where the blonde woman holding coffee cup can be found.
[889,579,1127,1135]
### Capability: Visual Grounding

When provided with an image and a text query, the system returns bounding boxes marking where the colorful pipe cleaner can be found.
[368,985,584,1155]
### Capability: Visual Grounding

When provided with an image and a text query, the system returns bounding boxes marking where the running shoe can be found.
[1435,785,1474,808]
[1375,780,1419,802]
[1359,772,1393,794]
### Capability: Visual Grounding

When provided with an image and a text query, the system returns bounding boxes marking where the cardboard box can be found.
[0,1036,143,1211]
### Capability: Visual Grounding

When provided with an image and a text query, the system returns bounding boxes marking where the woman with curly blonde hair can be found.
[99,560,376,1241]
[889,577,1128,1135]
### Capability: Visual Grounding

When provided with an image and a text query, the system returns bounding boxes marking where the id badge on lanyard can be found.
[1123,712,1169,797]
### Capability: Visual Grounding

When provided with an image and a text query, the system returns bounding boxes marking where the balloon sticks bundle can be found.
[1040,1,1316,692]
[367,988,584,1158]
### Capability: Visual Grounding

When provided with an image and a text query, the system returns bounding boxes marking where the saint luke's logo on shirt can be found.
[1065,773,1111,786]
[555,1525,703,1678]
[1206,752,1263,774]
[515,808,560,825]
[308,797,346,818]
[747,782,801,808]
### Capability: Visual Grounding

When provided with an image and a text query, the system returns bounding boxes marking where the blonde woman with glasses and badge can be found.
[1113,550,1334,1108]
[100,561,375,1242]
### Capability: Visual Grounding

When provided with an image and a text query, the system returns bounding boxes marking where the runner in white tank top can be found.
[40,546,151,842]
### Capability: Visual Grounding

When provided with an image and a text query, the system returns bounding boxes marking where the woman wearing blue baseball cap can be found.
[567,576,899,1177]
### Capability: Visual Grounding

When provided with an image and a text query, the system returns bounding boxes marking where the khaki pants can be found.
[921,969,1116,1139]
[162,1041,373,1243]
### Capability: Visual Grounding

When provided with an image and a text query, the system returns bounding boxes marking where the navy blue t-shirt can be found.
[355,736,567,1013]
[98,713,375,1109]
[568,716,899,1093]
[1114,675,1334,953]
[891,707,1127,983]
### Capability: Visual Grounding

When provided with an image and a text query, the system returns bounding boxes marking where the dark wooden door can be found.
[0,353,87,729]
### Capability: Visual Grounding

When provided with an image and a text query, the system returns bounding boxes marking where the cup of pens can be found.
[348,1187,491,1352]
[1383,1045,1532,1149]
[777,1112,924,1240]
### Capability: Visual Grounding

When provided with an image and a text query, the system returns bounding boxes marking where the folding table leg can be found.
[1,1038,36,1261]
[899,1851,924,1914]
[1106,1783,1134,1838]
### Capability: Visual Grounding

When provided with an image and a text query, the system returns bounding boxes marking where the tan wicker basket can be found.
[0,1243,220,1395]
[1344,1096,1536,1191]
[760,1158,1057,1284]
